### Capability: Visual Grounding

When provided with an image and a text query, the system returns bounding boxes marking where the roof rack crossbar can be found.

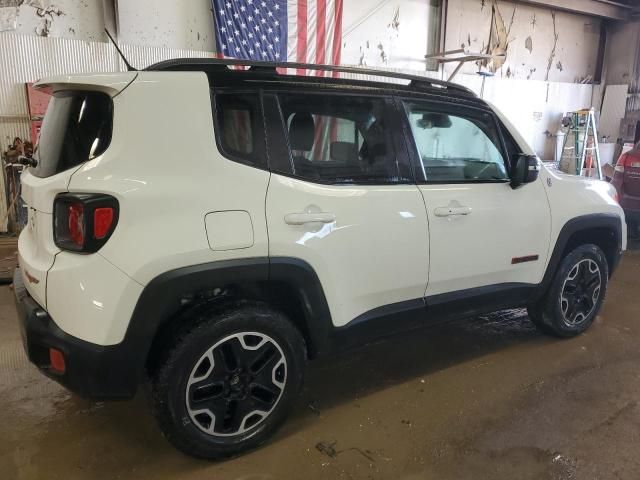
[147,58,474,95]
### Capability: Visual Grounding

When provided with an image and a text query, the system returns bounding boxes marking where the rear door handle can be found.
[284,212,336,225]
[434,206,472,217]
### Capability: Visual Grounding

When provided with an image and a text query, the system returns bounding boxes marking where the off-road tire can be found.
[151,302,306,459]
[528,244,608,338]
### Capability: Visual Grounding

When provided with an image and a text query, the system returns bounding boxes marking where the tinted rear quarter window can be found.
[32,91,113,178]
[213,92,266,169]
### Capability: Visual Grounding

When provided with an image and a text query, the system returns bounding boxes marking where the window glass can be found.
[215,92,265,168]
[499,122,522,173]
[278,94,401,184]
[404,102,508,182]
[32,91,112,178]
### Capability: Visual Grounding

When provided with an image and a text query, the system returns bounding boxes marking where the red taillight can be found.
[68,203,85,247]
[93,207,114,239]
[54,194,119,253]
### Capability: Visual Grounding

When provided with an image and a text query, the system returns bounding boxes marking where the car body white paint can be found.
[205,210,255,251]
[419,179,552,296]
[17,71,626,346]
[266,174,429,327]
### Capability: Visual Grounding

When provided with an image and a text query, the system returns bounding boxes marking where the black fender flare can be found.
[121,257,332,387]
[538,213,623,296]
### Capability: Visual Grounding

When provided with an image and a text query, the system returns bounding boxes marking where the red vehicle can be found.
[612,143,640,235]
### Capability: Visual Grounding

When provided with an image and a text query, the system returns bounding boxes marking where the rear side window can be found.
[404,101,508,183]
[214,92,266,169]
[276,93,405,184]
[32,91,113,178]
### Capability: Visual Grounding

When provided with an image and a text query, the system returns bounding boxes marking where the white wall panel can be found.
[117,0,216,52]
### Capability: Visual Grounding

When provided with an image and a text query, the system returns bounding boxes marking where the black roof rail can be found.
[146,58,475,96]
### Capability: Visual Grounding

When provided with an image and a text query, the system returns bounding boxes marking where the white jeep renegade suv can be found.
[14,59,626,459]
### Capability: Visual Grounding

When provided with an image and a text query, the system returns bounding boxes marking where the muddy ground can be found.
[1,247,639,479]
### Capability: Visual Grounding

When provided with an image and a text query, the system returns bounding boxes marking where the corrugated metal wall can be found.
[0,33,213,232]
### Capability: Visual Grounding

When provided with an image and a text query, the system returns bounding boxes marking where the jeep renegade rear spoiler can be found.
[34,72,138,97]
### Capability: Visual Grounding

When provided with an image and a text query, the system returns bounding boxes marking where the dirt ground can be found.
[1,247,639,479]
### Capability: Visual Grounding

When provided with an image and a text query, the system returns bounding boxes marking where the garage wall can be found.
[0,0,216,51]
[116,0,216,52]
[0,0,105,42]
[444,0,602,83]
[0,2,606,161]
[602,20,640,113]
[341,0,437,71]
[454,74,592,159]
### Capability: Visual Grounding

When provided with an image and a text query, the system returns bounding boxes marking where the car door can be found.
[399,96,551,301]
[264,90,429,328]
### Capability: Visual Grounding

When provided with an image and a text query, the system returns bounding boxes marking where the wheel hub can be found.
[185,332,287,437]
[560,258,601,326]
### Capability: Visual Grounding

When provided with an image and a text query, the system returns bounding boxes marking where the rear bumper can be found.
[13,268,138,400]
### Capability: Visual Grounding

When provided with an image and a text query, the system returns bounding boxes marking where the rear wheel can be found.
[528,244,608,338]
[151,303,306,459]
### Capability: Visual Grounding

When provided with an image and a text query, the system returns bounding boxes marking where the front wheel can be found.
[528,244,608,338]
[151,303,306,459]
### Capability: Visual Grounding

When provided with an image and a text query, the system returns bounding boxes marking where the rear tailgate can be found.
[18,72,136,308]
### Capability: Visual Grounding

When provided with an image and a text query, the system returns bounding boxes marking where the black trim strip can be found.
[511,254,540,264]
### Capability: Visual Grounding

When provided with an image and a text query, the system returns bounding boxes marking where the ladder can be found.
[558,108,602,179]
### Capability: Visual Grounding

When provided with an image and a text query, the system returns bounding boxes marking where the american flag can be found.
[211,0,343,73]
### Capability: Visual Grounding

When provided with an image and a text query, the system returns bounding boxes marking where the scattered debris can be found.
[527,67,536,80]
[308,401,321,416]
[316,441,338,458]
[525,36,532,54]
[556,60,563,72]
[401,419,412,426]
[315,441,376,462]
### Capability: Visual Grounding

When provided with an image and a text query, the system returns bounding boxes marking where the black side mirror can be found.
[511,154,540,189]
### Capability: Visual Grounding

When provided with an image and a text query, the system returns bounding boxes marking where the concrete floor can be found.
[1,249,640,479]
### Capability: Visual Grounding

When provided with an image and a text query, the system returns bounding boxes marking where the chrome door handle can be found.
[284,212,336,225]
[434,206,472,217]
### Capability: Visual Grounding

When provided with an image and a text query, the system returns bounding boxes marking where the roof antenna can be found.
[104,28,137,71]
